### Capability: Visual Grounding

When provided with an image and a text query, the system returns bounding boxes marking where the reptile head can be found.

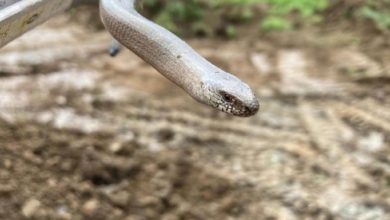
[201,71,259,117]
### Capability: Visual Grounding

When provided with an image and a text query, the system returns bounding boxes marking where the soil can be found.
[0,6,390,220]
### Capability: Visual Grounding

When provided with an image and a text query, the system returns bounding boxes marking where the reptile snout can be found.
[238,97,259,117]
[224,93,259,117]
[247,99,260,116]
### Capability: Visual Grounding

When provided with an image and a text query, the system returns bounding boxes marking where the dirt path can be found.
[0,9,390,220]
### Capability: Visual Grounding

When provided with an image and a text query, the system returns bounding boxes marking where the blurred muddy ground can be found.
[1,6,390,220]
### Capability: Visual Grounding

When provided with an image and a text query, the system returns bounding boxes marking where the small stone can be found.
[60,213,72,220]
[23,151,43,164]
[118,132,135,142]
[82,199,99,215]
[147,142,162,152]
[47,178,58,187]
[0,184,14,194]
[61,161,74,171]
[22,199,41,218]
[4,159,12,168]
[232,161,242,173]
[57,205,72,219]
[144,163,158,174]
[144,208,158,218]
[109,142,123,153]
[57,205,68,215]
[113,208,124,217]
[138,196,160,207]
[82,94,94,104]
[358,132,384,152]
[109,192,130,208]
[56,96,67,105]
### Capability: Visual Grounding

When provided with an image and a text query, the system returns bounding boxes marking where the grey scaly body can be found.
[100,0,259,117]
[0,0,259,116]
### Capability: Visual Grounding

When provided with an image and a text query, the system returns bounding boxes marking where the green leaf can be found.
[261,16,292,31]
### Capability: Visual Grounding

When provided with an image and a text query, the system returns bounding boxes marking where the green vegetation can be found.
[139,0,390,37]
[358,1,390,31]
[260,0,328,31]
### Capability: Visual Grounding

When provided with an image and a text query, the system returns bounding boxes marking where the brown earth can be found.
[0,6,390,220]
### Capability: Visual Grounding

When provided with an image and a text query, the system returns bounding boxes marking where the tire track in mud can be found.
[95,96,390,219]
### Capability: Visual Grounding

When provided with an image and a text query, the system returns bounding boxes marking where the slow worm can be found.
[100,0,259,117]
[0,0,259,116]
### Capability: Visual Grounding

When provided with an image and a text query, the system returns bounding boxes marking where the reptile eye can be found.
[222,93,233,103]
